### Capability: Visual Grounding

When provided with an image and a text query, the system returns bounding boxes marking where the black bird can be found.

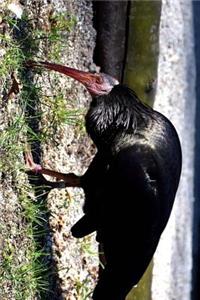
[26,61,182,300]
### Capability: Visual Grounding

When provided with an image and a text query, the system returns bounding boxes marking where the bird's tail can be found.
[71,215,97,238]
[92,263,138,300]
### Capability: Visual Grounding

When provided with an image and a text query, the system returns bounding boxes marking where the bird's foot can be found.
[24,150,81,188]
[25,151,42,174]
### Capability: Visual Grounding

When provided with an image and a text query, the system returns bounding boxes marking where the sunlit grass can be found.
[0,6,79,300]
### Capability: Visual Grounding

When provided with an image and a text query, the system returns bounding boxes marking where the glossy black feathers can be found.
[71,84,182,300]
[85,85,154,147]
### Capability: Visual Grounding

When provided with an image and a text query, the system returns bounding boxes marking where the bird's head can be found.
[27,61,119,96]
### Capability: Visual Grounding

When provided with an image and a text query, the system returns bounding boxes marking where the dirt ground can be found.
[0,1,99,299]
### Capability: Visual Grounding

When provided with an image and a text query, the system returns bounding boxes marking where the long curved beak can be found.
[27,60,97,87]
[27,60,118,96]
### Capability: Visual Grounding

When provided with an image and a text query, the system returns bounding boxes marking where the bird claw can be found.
[24,150,81,189]
[24,151,42,174]
[24,151,52,189]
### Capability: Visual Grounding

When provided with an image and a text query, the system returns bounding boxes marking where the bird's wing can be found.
[93,144,164,300]
[100,143,162,252]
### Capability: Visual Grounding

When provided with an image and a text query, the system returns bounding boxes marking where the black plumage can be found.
[72,84,182,300]
[27,61,182,300]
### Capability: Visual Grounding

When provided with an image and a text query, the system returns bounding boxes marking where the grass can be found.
[0,181,50,299]
[0,4,97,300]
[0,232,49,300]
[0,4,84,300]
[40,93,85,139]
[75,277,93,300]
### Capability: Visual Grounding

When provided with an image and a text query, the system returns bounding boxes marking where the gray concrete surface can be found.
[152,1,196,299]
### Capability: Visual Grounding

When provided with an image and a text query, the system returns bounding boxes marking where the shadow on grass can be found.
[13,17,63,300]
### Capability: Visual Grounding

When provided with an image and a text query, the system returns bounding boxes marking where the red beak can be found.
[28,60,97,86]
[27,60,119,96]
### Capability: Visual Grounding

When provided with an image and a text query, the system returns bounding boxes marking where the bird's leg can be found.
[25,151,81,188]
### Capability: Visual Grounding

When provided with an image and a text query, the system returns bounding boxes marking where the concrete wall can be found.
[152,1,196,299]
